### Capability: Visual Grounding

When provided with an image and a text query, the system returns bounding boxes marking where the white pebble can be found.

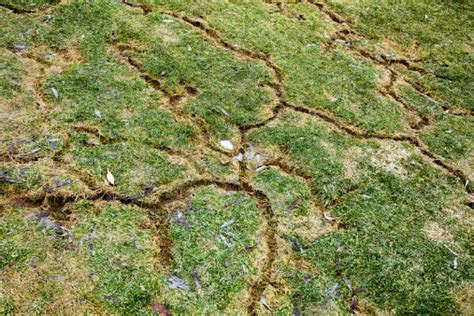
[235,153,243,161]
[220,140,234,151]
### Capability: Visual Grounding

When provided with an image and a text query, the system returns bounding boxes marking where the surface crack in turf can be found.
[1,1,472,313]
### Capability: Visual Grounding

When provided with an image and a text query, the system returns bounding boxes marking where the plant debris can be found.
[166,276,190,290]
[259,297,271,311]
[50,87,59,99]
[106,169,115,186]
[285,199,302,215]
[150,301,172,316]
[45,178,71,193]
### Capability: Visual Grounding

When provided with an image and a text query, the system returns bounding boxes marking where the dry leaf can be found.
[192,268,203,292]
[255,165,267,172]
[150,301,172,316]
[291,236,304,254]
[218,106,229,117]
[221,218,236,228]
[106,169,115,186]
[323,211,334,221]
[50,87,59,99]
[260,297,271,310]
[219,234,232,248]
[13,44,28,51]
[285,199,302,215]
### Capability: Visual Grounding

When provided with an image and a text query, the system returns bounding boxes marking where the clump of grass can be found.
[156,0,409,133]
[285,154,470,314]
[0,203,161,314]
[325,0,474,112]
[0,0,57,11]
[248,110,470,313]
[160,187,263,313]
[250,113,364,202]
[253,168,312,216]
[421,115,474,162]
[70,136,186,195]
[72,204,161,314]
[113,10,273,137]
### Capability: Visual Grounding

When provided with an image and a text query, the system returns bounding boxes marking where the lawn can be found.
[0,0,473,314]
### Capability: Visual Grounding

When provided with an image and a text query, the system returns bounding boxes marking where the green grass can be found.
[421,115,474,161]
[0,0,472,314]
[325,0,474,111]
[0,0,57,11]
[0,203,160,314]
[70,138,186,195]
[46,60,196,147]
[249,112,471,313]
[250,112,365,202]
[304,168,471,314]
[113,10,273,137]
[161,187,263,313]
[163,0,409,133]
